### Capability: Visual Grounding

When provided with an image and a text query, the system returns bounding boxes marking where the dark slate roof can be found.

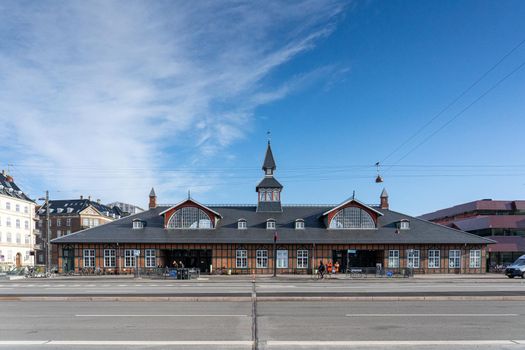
[52,205,492,245]
[39,199,121,218]
[262,142,276,170]
[256,201,282,213]
[256,176,283,189]
[0,173,33,202]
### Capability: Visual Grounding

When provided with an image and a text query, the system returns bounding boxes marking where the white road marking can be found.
[268,340,525,346]
[0,340,253,346]
[345,313,519,317]
[76,314,249,317]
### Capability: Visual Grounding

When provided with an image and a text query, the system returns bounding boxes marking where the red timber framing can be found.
[56,243,487,275]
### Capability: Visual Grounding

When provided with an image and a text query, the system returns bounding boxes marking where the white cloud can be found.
[0,1,346,206]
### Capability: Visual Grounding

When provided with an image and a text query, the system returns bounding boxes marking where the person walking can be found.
[318,260,326,279]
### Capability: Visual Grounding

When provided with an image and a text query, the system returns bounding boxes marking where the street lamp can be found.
[38,191,51,275]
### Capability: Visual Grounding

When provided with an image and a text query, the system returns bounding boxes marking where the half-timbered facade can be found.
[52,142,492,274]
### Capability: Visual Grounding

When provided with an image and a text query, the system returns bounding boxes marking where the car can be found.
[505,255,525,278]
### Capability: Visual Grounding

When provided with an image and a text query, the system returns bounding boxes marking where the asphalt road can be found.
[1,277,525,297]
[1,300,524,349]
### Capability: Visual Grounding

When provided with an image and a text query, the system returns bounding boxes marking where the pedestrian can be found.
[179,260,184,268]
[172,260,178,268]
[327,260,333,274]
[318,260,325,279]
[334,261,340,274]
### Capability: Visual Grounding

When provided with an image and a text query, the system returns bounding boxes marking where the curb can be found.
[2,295,525,302]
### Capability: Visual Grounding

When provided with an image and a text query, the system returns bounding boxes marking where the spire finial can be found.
[188,189,191,199]
[352,190,355,199]
[267,130,271,144]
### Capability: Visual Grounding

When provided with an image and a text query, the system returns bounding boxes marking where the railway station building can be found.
[52,143,491,275]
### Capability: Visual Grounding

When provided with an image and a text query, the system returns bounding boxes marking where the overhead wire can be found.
[379,37,525,171]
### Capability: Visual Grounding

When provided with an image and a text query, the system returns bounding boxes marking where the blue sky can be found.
[0,1,524,215]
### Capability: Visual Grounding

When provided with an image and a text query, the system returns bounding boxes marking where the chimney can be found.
[149,187,157,209]
[380,188,389,210]
[88,195,91,201]
[80,195,83,200]
[96,199,101,204]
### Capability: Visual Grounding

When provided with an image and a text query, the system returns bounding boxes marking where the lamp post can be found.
[38,191,51,275]
[273,232,277,277]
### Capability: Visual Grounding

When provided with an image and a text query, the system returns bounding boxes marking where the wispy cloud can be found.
[0,1,347,205]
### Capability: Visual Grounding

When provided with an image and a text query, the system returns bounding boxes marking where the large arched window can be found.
[329,207,375,229]
[167,207,212,229]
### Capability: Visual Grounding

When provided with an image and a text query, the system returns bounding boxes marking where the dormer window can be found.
[57,208,64,213]
[295,219,305,230]
[329,207,376,229]
[67,207,74,213]
[398,220,410,230]
[167,207,212,229]
[238,219,247,230]
[266,219,276,230]
[133,219,145,229]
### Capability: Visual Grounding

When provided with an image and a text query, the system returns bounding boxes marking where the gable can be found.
[161,199,222,228]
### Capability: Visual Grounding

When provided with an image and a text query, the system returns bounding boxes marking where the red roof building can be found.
[420,200,525,268]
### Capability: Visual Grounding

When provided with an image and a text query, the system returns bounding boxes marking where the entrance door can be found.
[15,253,21,268]
[164,249,212,273]
[62,248,75,272]
[333,250,380,272]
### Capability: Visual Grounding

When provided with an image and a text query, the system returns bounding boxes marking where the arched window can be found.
[167,207,212,229]
[329,207,375,229]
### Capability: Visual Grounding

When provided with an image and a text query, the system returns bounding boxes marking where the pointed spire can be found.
[149,187,157,209]
[262,141,276,172]
[380,188,389,210]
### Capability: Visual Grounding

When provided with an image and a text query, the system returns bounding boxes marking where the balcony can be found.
[33,244,42,250]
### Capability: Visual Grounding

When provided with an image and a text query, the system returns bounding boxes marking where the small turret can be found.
[149,187,157,209]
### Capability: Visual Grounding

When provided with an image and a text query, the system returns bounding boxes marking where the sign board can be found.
[347,249,357,254]
[133,250,141,257]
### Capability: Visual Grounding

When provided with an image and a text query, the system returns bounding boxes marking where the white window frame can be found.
[83,249,95,268]
[276,250,288,268]
[406,249,420,268]
[66,218,71,227]
[57,219,61,227]
[145,249,156,268]
[295,220,305,230]
[238,220,247,230]
[236,249,247,269]
[297,249,309,269]
[266,220,276,230]
[133,220,144,229]
[124,249,136,268]
[449,250,461,268]
[469,250,481,268]
[104,249,116,267]
[15,219,20,229]
[428,249,441,269]
[256,250,268,268]
[388,250,399,268]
